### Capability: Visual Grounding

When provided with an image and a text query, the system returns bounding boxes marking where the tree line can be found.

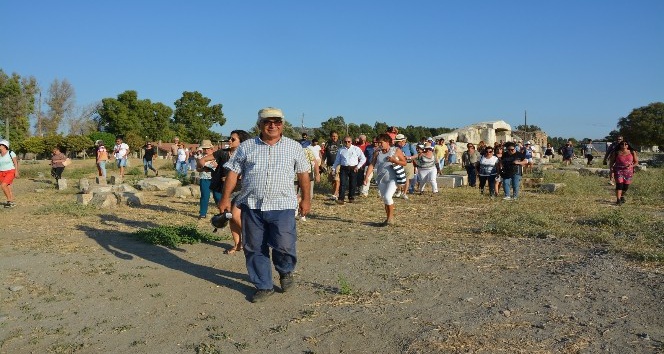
[2,68,662,158]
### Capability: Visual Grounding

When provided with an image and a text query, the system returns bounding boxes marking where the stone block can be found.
[540,183,566,193]
[79,178,90,193]
[189,185,201,198]
[115,191,145,206]
[136,177,182,191]
[77,193,94,205]
[90,193,118,208]
[96,176,107,185]
[57,179,68,190]
[110,176,120,185]
[167,186,193,198]
[437,175,465,188]
[522,177,544,188]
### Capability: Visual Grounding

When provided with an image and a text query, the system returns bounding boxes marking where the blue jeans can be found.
[176,161,188,177]
[97,161,107,178]
[143,159,156,175]
[198,179,222,217]
[241,205,297,290]
[466,165,477,187]
[502,174,522,199]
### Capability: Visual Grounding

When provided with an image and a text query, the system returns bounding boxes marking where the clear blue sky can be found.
[2,0,662,140]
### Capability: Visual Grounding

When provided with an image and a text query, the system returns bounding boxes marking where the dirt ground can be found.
[1,166,663,354]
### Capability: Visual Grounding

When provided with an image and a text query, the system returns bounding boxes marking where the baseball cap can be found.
[394,134,406,141]
[256,107,285,126]
[0,139,9,148]
[526,141,532,145]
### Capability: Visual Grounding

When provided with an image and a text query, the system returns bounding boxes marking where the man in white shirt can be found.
[332,136,367,204]
[113,136,130,179]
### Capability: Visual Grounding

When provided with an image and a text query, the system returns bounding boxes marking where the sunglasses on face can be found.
[344,140,352,143]
[230,137,237,142]
[261,119,283,126]
[508,148,516,151]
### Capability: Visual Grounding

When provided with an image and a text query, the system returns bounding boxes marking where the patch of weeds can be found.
[192,342,222,354]
[19,304,34,313]
[118,273,145,280]
[112,324,134,333]
[269,324,288,333]
[109,296,122,301]
[126,167,142,176]
[150,293,163,298]
[144,283,161,288]
[131,225,221,249]
[197,313,216,321]
[130,340,147,346]
[234,342,249,350]
[48,342,86,353]
[33,202,98,217]
[338,275,353,295]
[208,332,229,340]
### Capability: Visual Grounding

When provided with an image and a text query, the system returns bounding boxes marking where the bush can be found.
[131,225,221,249]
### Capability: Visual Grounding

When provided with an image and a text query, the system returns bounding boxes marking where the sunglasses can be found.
[344,140,352,143]
[508,148,516,151]
[261,119,283,126]
[230,137,237,142]
[486,150,493,153]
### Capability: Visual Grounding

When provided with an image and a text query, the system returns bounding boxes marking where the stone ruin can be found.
[76,176,185,208]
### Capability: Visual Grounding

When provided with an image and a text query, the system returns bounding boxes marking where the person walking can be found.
[219,107,311,303]
[331,135,366,204]
[50,146,67,185]
[195,140,217,219]
[610,141,638,205]
[0,139,18,208]
[95,140,108,179]
[113,136,129,179]
[363,133,407,226]
[499,142,528,200]
[175,143,189,177]
[478,146,499,198]
[143,142,158,176]
[323,131,342,200]
[413,143,438,194]
[461,143,480,187]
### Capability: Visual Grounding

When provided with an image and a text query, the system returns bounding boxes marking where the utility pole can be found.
[301,113,304,129]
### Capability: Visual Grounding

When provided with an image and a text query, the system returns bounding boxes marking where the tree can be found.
[63,134,94,158]
[515,124,542,132]
[315,116,347,139]
[172,91,224,143]
[67,102,100,135]
[616,102,664,147]
[0,70,37,145]
[44,79,75,134]
[89,132,116,150]
[17,136,45,158]
[97,90,175,149]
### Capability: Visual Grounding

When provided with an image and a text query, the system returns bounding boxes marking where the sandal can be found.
[224,246,243,255]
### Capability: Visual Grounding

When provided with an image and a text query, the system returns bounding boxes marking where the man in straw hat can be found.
[219,107,311,303]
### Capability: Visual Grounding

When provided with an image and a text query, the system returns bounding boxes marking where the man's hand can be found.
[299,198,311,217]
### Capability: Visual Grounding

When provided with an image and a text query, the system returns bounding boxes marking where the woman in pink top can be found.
[610,141,638,205]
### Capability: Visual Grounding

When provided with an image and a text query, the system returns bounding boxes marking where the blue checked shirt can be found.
[224,136,311,211]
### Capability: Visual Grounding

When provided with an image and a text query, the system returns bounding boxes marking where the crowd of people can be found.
[0,110,644,303]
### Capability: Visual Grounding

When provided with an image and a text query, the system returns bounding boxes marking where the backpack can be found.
[210,149,230,193]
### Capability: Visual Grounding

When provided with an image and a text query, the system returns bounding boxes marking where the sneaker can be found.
[299,216,306,221]
[336,199,345,205]
[360,193,368,198]
[402,194,409,200]
[502,196,512,201]
[4,201,16,208]
[620,196,626,204]
[280,273,295,292]
[394,191,402,198]
[327,195,338,201]
[251,289,275,303]
[347,199,354,203]
[480,188,484,195]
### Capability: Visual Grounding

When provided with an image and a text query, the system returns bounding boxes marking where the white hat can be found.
[525,141,532,145]
[394,134,406,141]
[0,139,8,148]
[256,107,285,126]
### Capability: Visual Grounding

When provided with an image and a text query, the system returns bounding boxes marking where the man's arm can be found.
[218,170,239,213]
[297,171,311,216]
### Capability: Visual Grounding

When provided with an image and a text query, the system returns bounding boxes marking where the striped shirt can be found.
[224,136,310,211]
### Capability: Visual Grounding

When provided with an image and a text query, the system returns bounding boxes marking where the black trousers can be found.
[339,166,357,201]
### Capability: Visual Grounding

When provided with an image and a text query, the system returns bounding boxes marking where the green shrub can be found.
[131,225,221,249]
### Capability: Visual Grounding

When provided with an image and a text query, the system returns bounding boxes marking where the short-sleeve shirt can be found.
[114,143,129,160]
[144,147,155,160]
[0,151,16,171]
[224,136,310,211]
[479,155,499,176]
